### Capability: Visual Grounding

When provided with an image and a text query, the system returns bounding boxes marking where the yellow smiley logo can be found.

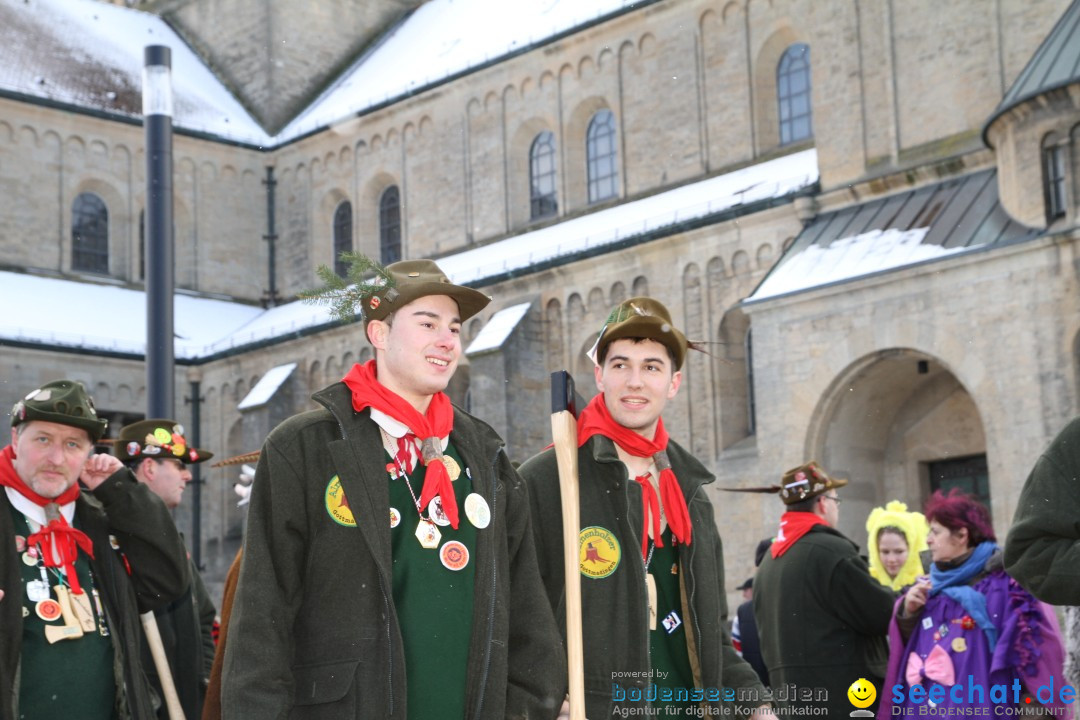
[848,678,876,709]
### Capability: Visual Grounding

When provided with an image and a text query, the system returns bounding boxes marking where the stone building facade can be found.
[2,0,1079,609]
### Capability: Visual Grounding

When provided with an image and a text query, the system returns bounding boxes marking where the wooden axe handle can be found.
[551,371,585,720]
[141,611,187,720]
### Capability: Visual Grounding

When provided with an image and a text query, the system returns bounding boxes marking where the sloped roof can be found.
[0,0,271,146]
[747,169,1042,303]
[276,0,649,142]
[985,0,1080,141]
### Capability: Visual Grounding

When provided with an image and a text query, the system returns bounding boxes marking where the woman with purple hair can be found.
[877,490,1069,718]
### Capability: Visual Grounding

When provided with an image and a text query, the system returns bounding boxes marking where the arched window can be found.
[530,131,558,219]
[1043,135,1067,222]
[333,200,353,277]
[586,109,618,203]
[778,43,812,145]
[379,186,401,265]
[72,192,108,274]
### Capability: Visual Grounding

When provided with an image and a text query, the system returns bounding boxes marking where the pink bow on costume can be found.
[906,645,956,687]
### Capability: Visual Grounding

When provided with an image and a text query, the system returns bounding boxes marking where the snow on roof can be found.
[0,149,815,360]
[0,0,271,146]
[238,363,297,410]
[465,302,532,356]
[0,270,267,358]
[438,148,819,285]
[746,227,967,302]
[276,0,641,141]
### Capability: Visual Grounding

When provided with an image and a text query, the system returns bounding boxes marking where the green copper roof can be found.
[986,0,1080,141]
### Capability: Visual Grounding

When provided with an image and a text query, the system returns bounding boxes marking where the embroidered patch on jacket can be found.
[325,475,356,527]
[579,526,620,579]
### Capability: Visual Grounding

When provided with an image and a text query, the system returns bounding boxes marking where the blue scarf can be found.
[929,541,999,650]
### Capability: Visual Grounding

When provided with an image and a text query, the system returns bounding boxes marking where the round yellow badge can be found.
[579,526,620,579]
[324,476,356,527]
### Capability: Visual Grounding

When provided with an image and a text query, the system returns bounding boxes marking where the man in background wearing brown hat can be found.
[116,419,217,720]
[752,461,894,716]
[520,297,772,719]
[223,259,565,719]
[0,380,189,720]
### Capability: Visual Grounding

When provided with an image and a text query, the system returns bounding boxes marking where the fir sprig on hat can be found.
[299,252,396,323]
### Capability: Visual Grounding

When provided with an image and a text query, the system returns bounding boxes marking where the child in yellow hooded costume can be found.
[865,500,929,591]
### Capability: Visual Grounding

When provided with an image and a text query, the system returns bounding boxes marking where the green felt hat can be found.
[592,297,688,370]
[11,379,108,442]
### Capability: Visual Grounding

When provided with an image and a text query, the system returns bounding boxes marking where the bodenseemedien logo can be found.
[848,678,876,717]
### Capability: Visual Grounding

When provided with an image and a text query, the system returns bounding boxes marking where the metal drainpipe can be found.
[262,166,280,307]
[186,368,204,569]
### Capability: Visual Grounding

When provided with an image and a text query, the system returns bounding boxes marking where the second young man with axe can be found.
[520,297,775,719]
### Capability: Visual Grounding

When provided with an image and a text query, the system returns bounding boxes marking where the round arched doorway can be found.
[806,348,988,547]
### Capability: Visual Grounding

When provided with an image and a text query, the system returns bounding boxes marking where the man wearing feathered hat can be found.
[115,419,217,720]
[222,258,565,719]
[519,297,774,719]
[0,380,188,719]
[751,461,894,717]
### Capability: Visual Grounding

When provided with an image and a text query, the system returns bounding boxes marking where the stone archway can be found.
[806,348,987,547]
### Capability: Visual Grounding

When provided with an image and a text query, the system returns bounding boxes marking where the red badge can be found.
[36,599,62,622]
[14,535,25,553]
[440,540,469,571]
[189,449,199,462]
[961,615,975,631]
[369,296,381,310]
[126,441,141,457]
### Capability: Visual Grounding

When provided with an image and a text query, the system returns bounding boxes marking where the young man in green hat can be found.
[115,419,217,720]
[519,297,774,719]
[0,380,189,720]
[752,461,894,717]
[223,259,566,719]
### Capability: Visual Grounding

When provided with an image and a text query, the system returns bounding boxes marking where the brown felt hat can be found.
[363,259,490,327]
[114,418,212,464]
[779,461,847,505]
[11,379,107,442]
[592,297,688,370]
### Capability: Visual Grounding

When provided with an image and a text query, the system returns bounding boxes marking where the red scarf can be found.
[342,360,459,529]
[577,394,692,560]
[770,511,828,559]
[0,445,94,594]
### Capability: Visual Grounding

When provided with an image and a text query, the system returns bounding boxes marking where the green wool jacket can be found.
[1005,415,1080,605]
[519,435,765,719]
[753,524,894,717]
[221,381,566,720]
[1,469,190,720]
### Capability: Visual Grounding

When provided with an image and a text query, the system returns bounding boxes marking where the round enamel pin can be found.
[36,598,62,622]
[464,493,490,529]
[389,507,401,529]
[324,476,356,527]
[951,637,968,653]
[22,551,38,567]
[440,540,469,571]
[579,526,620,579]
[427,497,451,527]
[14,535,25,553]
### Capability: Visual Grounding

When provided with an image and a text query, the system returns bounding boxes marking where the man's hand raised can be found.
[80,453,123,491]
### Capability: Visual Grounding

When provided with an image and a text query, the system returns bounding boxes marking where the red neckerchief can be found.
[577,394,692,560]
[770,511,828,559]
[0,445,94,593]
[342,360,459,529]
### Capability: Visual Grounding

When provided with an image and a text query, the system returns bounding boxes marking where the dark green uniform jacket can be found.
[753,524,894,717]
[519,435,765,719]
[141,554,216,719]
[1,469,191,720]
[1005,415,1080,605]
[221,382,566,720]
